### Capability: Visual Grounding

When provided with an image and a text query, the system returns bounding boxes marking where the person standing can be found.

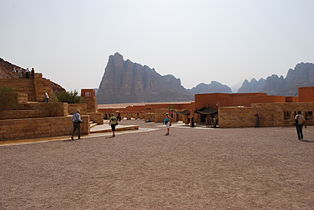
[255,113,260,128]
[163,113,171,135]
[109,114,118,137]
[31,68,35,78]
[295,111,306,141]
[71,110,82,140]
[117,113,122,122]
[44,92,49,102]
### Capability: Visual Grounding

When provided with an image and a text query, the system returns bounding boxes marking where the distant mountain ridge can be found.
[188,81,232,94]
[238,63,314,96]
[97,53,314,103]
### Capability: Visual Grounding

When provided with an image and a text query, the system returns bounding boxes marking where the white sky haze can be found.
[1,0,314,91]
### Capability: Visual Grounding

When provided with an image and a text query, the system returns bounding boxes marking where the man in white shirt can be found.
[71,110,82,140]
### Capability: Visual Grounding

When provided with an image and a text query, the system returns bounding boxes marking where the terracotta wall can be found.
[0,115,90,140]
[195,93,286,110]
[299,86,314,102]
[98,102,194,121]
[219,102,314,128]
[285,96,299,102]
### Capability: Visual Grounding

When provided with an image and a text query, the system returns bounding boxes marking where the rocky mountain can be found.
[0,58,22,79]
[238,62,314,96]
[0,57,65,92]
[188,81,232,94]
[97,53,193,104]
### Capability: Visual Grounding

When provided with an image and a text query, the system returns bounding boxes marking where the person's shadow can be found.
[301,139,314,143]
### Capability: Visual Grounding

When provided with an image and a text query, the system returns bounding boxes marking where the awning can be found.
[196,106,217,115]
[176,110,190,115]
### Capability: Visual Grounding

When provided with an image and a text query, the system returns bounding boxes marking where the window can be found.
[305,111,313,120]
[283,111,291,120]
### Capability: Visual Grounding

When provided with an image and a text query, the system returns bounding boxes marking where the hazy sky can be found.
[1,0,314,91]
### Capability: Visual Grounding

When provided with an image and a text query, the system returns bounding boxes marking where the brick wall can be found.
[299,86,314,102]
[219,102,314,128]
[0,115,90,140]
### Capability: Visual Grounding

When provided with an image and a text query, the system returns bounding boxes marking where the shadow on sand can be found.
[301,139,314,143]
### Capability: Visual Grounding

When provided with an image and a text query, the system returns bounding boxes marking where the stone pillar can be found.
[81,89,97,113]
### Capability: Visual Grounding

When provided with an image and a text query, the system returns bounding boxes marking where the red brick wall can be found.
[195,93,286,110]
[299,86,314,102]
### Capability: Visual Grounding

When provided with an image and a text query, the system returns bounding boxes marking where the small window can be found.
[283,111,291,120]
[305,111,313,120]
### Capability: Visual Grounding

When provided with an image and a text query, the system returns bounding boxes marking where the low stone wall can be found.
[0,115,90,140]
[1,102,68,119]
[68,103,87,115]
[89,112,103,124]
[0,110,43,120]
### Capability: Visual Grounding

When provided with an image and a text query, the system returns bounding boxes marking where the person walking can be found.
[163,113,171,135]
[295,111,306,141]
[71,110,82,140]
[109,114,118,137]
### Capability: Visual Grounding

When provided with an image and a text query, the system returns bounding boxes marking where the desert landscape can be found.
[1,120,314,209]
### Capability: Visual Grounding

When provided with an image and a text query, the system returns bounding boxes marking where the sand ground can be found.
[1,120,314,209]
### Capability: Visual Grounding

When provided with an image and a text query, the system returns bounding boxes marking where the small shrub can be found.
[0,87,18,110]
[55,90,85,104]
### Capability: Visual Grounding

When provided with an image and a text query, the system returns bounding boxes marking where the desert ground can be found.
[1,120,314,209]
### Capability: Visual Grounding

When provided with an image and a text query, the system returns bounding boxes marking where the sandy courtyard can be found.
[1,121,314,209]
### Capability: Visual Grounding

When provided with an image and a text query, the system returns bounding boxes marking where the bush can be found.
[0,87,18,110]
[55,90,85,104]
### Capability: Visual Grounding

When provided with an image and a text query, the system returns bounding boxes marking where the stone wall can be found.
[0,110,44,120]
[219,102,314,128]
[0,102,68,119]
[85,97,97,113]
[68,103,87,115]
[89,112,103,124]
[0,115,90,140]
[0,78,36,101]
[17,92,28,104]
[34,73,54,102]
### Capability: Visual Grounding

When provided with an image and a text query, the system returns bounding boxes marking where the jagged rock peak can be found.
[238,62,314,96]
[97,53,192,104]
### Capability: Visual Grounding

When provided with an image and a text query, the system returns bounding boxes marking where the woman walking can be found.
[163,113,171,136]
